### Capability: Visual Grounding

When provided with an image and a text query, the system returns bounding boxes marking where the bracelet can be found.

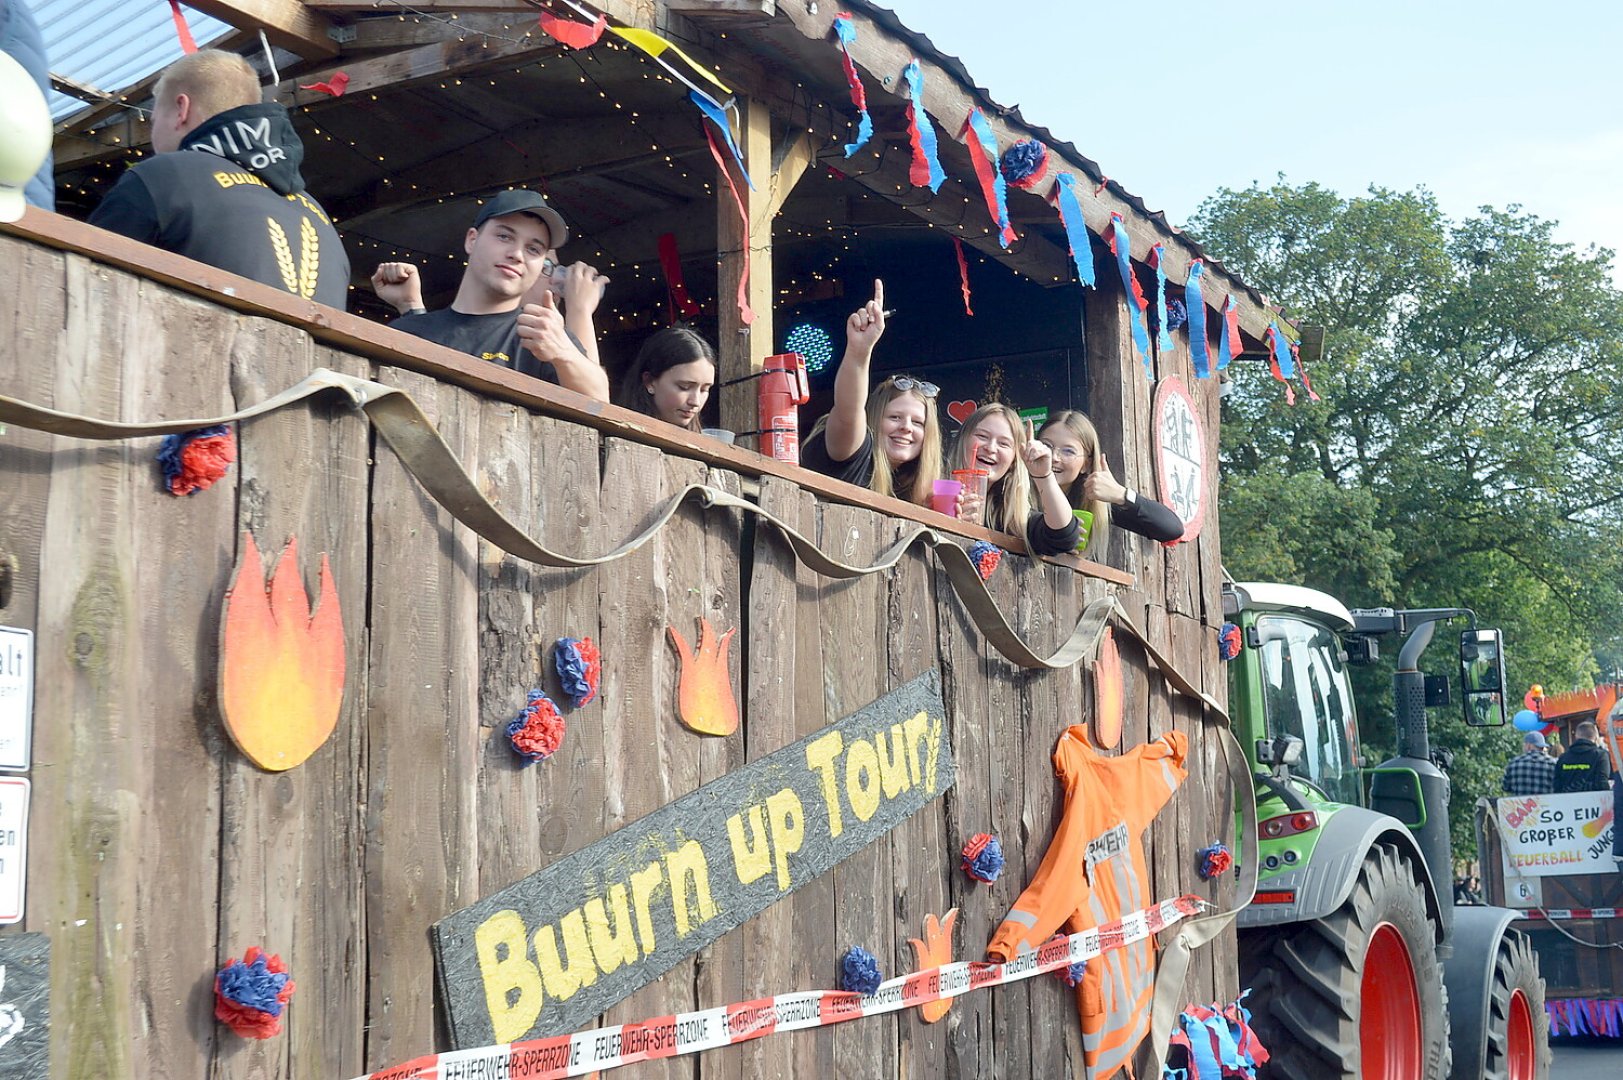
[1031,470,1052,479]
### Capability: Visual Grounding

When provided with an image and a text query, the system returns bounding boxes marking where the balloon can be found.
[1513,709,1541,732]
[1524,687,1544,711]
[1542,723,1559,737]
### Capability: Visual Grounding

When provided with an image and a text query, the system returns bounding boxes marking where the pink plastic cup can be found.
[931,479,963,516]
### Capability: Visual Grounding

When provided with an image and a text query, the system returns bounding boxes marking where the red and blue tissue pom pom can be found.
[961,832,1005,883]
[969,541,1002,581]
[554,636,601,709]
[507,690,566,763]
[1058,960,1087,988]
[157,424,236,496]
[1219,622,1243,661]
[214,947,295,1039]
[1198,842,1233,880]
[840,945,883,995]
[999,138,1049,190]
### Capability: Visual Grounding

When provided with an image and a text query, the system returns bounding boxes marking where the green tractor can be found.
[1224,582,1550,1080]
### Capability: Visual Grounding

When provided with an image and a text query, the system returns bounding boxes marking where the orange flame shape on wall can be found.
[1583,805,1614,840]
[220,533,346,771]
[668,617,739,736]
[907,908,959,1023]
[1093,626,1123,748]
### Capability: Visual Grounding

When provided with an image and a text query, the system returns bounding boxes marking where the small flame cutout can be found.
[668,617,739,736]
[1093,626,1123,749]
[220,533,346,771]
[907,908,959,1023]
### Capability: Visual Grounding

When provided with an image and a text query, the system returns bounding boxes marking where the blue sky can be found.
[877,0,1623,272]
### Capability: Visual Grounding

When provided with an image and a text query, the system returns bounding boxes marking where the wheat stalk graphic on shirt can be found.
[267,215,320,299]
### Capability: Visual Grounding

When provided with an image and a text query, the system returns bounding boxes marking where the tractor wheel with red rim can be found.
[1480,930,1550,1080]
[1239,842,1452,1080]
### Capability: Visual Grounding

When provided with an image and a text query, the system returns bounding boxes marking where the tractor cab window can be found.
[1257,615,1360,805]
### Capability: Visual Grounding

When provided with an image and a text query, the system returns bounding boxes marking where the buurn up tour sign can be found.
[433,670,954,1048]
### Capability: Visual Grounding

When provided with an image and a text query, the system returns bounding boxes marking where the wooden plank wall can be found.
[0,234,1231,1079]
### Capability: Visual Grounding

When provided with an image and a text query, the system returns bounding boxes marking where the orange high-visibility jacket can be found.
[987,726,1188,1079]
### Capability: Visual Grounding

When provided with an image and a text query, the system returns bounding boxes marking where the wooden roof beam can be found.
[183,1,342,59]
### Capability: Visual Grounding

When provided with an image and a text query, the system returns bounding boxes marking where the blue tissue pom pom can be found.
[840,945,883,995]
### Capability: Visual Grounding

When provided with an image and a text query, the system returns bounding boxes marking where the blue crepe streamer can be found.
[833,16,874,158]
[1054,174,1096,288]
[1217,295,1238,372]
[1186,262,1210,378]
[1182,1011,1224,1079]
[965,108,1013,248]
[1152,246,1174,351]
[688,91,755,190]
[1109,216,1153,372]
[1268,321,1297,377]
[902,60,945,193]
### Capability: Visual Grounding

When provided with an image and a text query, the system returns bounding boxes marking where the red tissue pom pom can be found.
[214,946,295,1039]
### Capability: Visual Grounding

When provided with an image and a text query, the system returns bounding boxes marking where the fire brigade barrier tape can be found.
[1519,908,1623,920]
[0,370,1258,1072]
[352,896,1207,1080]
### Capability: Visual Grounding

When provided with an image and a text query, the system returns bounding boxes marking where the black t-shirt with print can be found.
[389,308,558,383]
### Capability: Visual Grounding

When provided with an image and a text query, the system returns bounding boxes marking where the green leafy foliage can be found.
[1191,179,1623,858]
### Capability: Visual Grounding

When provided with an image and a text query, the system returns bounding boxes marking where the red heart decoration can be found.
[946,399,978,424]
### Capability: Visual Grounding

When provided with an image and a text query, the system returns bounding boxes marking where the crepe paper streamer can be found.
[1264,322,1297,406]
[969,540,1001,580]
[221,534,345,772]
[554,636,601,709]
[668,617,740,736]
[1058,960,1087,988]
[1052,174,1096,288]
[214,948,295,1039]
[1547,998,1623,1038]
[507,689,567,763]
[953,237,974,316]
[1166,299,1188,333]
[657,233,701,322]
[157,423,235,496]
[1186,262,1211,378]
[961,832,1005,883]
[609,27,732,97]
[1168,993,1269,1079]
[1149,245,1176,351]
[168,0,199,53]
[839,946,883,995]
[298,71,350,98]
[961,108,1016,247]
[1197,842,1233,880]
[538,10,608,49]
[1216,295,1241,372]
[1218,622,1242,661]
[345,896,1207,1080]
[902,60,945,193]
[1106,214,1153,376]
[831,14,874,157]
[1294,342,1322,403]
[688,91,754,190]
[704,126,756,326]
[1093,625,1124,749]
[906,909,960,1023]
[1000,138,1049,190]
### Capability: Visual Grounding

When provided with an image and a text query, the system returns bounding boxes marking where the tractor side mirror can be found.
[1460,628,1508,727]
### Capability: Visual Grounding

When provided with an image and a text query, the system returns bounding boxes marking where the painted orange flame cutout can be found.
[668,618,739,736]
[220,533,346,771]
[907,908,959,1023]
[1093,626,1123,748]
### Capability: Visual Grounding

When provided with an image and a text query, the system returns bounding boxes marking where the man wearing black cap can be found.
[371,190,609,401]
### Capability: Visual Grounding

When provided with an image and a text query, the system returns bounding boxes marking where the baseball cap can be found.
[472,190,568,248]
[0,52,53,223]
[1523,731,1547,747]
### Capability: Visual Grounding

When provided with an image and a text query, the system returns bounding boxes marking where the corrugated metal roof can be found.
[32,0,233,122]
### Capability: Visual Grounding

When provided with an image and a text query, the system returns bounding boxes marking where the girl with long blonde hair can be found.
[949,403,1077,555]
[1036,410,1185,548]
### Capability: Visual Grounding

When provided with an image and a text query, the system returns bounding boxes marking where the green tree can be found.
[1190,179,1623,857]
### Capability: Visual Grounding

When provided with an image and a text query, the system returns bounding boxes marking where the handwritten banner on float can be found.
[432,670,953,1048]
[1495,791,1615,877]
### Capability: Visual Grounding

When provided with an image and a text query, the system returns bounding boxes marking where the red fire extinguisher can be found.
[756,352,809,462]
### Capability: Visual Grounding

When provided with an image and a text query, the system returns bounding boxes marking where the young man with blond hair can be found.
[90,49,349,307]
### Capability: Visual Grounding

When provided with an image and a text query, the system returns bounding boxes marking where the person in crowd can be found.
[614,326,716,432]
[949,403,1076,556]
[800,280,945,506]
[369,189,609,401]
[1501,730,1555,795]
[88,49,349,307]
[1036,410,1186,551]
[1554,720,1612,793]
[1,0,53,215]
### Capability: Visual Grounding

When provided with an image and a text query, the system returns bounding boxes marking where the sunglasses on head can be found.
[888,376,940,398]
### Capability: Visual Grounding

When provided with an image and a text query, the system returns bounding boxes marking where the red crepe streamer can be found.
[169,0,198,53]
[657,233,702,322]
[1293,343,1321,402]
[953,237,974,316]
[960,109,1017,247]
[705,126,755,326]
[538,11,608,49]
[298,72,350,98]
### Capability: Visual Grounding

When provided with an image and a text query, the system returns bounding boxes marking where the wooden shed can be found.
[2,1,1286,1076]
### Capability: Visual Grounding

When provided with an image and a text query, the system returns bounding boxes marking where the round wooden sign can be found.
[1151,376,1207,543]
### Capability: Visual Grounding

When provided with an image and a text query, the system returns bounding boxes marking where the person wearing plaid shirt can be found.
[1502,731,1556,795]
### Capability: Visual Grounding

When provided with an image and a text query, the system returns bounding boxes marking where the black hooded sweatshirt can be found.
[90,103,349,308]
[1554,737,1612,793]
